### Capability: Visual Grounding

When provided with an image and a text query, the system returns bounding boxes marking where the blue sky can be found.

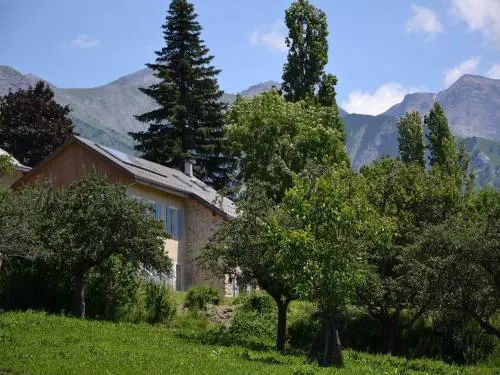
[0,0,499,115]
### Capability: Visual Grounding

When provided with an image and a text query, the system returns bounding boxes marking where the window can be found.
[166,207,183,238]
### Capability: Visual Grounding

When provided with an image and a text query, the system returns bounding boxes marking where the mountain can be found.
[1,66,499,188]
[384,74,500,141]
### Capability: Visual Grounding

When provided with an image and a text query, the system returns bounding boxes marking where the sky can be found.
[0,0,499,115]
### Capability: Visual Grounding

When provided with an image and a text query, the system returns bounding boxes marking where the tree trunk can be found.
[72,273,86,319]
[276,299,289,352]
[310,314,344,368]
[386,314,397,354]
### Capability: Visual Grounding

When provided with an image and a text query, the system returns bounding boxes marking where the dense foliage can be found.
[130,0,232,190]
[0,81,74,167]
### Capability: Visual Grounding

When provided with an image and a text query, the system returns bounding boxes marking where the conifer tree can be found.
[397,111,425,168]
[130,0,231,190]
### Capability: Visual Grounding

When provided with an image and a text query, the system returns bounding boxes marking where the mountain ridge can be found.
[1,65,499,188]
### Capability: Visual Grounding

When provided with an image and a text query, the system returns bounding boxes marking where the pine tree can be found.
[0,81,74,167]
[129,0,231,190]
[397,111,425,168]
[425,102,456,170]
[281,0,330,103]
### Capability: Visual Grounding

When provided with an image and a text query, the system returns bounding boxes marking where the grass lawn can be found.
[1,311,498,375]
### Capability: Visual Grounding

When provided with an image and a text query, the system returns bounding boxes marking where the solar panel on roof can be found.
[98,145,137,165]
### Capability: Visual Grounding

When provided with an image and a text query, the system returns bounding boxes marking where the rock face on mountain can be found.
[0,66,499,187]
[384,74,500,141]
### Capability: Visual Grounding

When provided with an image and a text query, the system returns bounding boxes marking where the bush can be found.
[184,285,221,311]
[85,255,141,321]
[144,280,176,324]
[287,310,320,351]
[239,291,274,313]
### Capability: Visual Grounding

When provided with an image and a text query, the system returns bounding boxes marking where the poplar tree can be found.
[398,111,425,168]
[130,0,231,190]
[425,102,456,170]
[281,0,332,103]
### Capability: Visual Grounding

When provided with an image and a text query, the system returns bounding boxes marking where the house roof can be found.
[0,148,31,173]
[14,136,236,219]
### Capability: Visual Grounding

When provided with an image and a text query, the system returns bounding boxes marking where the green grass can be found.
[1,311,498,375]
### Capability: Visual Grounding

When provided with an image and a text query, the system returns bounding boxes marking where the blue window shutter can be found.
[172,208,178,238]
[166,207,172,234]
[178,208,184,239]
[155,203,162,221]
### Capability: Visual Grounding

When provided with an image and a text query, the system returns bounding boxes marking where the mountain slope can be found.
[383,74,500,141]
[1,66,499,187]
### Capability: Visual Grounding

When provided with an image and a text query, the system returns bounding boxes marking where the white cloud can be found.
[71,35,99,49]
[405,4,443,38]
[443,56,481,87]
[486,62,500,79]
[451,0,500,47]
[249,20,287,53]
[341,83,418,116]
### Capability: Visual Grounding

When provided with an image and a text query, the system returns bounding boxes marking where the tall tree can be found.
[0,81,74,167]
[281,0,331,103]
[228,92,348,202]
[425,102,456,170]
[398,112,425,168]
[130,0,231,190]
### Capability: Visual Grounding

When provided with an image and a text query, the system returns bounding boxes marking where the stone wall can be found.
[184,199,225,292]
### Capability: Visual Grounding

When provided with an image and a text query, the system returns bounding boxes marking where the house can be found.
[12,135,237,294]
[0,148,31,187]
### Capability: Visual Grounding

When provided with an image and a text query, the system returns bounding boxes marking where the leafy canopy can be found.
[0,81,74,167]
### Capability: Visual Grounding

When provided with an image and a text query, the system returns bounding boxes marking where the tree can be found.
[425,102,456,170]
[276,166,389,367]
[282,0,330,103]
[199,184,299,352]
[0,81,74,167]
[40,173,171,318]
[0,154,14,180]
[129,0,231,190]
[398,112,425,168]
[411,188,500,338]
[228,92,348,202]
[0,182,49,275]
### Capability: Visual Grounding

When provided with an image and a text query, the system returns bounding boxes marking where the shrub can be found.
[144,280,176,324]
[239,291,274,313]
[85,255,141,321]
[184,285,221,311]
[287,310,320,351]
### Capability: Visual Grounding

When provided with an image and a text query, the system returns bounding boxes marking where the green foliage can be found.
[282,0,329,102]
[184,285,221,311]
[397,111,425,167]
[129,0,232,190]
[228,92,347,202]
[0,154,14,177]
[239,291,274,313]
[0,81,74,167]
[425,101,456,170]
[85,255,142,321]
[143,280,176,324]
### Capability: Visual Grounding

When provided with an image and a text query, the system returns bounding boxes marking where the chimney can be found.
[184,159,194,177]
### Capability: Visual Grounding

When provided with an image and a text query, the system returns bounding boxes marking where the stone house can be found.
[0,147,31,187]
[12,136,236,294]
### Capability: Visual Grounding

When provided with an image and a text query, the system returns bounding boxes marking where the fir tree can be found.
[129,0,231,190]
[397,111,425,168]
